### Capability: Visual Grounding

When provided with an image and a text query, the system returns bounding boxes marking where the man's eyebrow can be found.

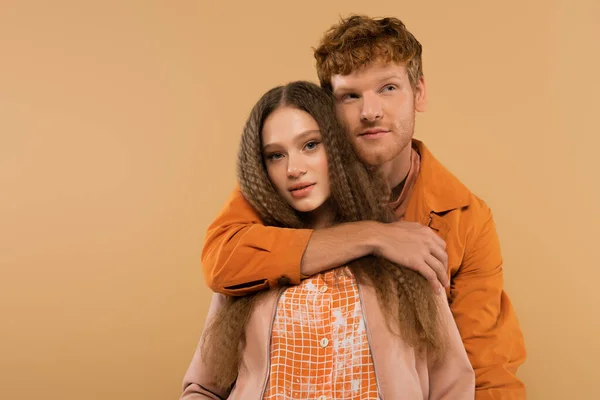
[377,74,404,83]
[332,86,354,96]
[333,74,404,94]
[333,84,352,93]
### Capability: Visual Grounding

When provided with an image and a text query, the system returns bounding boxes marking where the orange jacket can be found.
[201,140,526,399]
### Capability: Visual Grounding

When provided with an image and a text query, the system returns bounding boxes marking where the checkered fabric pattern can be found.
[263,267,379,400]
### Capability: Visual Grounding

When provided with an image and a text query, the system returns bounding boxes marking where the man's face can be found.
[331,62,427,166]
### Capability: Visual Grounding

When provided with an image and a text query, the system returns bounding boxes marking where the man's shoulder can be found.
[412,139,483,214]
[412,140,497,248]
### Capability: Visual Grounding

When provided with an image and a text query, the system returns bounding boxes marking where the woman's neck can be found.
[305,199,334,229]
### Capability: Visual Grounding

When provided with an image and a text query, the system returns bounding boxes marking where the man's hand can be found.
[371,220,449,292]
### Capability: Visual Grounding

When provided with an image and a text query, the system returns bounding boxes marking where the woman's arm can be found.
[180,294,231,400]
[427,293,475,399]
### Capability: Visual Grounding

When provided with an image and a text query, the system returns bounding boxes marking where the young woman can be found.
[181,81,474,400]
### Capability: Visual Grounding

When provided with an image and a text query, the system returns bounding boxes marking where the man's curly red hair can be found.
[314,15,424,91]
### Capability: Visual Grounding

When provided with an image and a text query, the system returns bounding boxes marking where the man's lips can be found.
[359,128,390,138]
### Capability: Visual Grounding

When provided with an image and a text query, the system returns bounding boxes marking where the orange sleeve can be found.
[201,185,313,296]
[450,198,527,400]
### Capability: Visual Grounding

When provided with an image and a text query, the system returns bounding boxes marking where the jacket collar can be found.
[411,139,471,213]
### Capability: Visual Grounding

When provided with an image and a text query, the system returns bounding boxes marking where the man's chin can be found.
[356,148,399,167]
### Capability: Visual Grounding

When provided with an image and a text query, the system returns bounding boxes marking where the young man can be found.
[201,15,526,399]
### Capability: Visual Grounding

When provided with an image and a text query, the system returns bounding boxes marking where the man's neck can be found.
[381,144,412,196]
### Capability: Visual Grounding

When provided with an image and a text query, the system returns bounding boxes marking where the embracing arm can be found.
[450,198,526,400]
[202,186,449,296]
[202,186,380,295]
[201,186,312,295]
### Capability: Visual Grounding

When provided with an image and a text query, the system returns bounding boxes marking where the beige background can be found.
[1,0,598,399]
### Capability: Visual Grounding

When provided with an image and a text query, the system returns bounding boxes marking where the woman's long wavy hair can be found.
[201,81,447,390]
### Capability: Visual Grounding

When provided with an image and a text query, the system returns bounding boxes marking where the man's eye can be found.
[382,85,397,92]
[341,93,359,102]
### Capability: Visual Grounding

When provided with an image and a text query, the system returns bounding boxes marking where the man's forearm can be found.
[300,221,378,277]
[302,219,450,290]
[203,185,447,293]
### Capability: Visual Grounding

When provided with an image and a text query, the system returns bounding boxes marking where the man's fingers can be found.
[430,242,449,271]
[426,253,449,288]
[431,232,446,250]
[413,263,442,293]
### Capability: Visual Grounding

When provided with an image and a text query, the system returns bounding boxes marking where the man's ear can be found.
[414,76,427,113]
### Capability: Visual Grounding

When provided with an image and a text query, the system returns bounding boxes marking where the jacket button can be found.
[278,276,291,286]
[318,396,327,400]
[320,338,329,348]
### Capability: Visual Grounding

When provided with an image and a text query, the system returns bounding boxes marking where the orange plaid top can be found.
[262,267,378,400]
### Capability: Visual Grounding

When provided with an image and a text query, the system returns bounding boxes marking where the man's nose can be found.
[360,92,383,122]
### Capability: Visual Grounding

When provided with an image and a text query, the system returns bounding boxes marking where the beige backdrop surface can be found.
[1,0,598,399]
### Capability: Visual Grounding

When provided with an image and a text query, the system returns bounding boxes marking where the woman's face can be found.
[261,106,331,218]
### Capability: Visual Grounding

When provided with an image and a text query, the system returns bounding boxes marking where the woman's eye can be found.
[267,153,283,161]
[305,141,320,151]
[382,84,396,92]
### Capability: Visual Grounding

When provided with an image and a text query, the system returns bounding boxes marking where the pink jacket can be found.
[181,280,475,400]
